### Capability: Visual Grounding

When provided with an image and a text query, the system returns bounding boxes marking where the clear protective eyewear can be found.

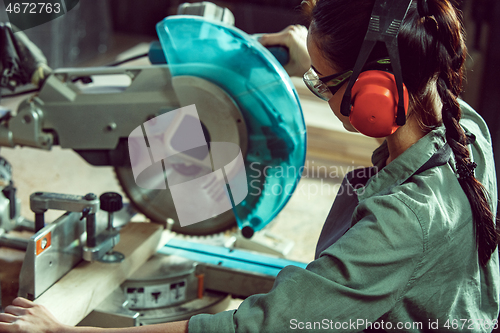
[303,67,353,101]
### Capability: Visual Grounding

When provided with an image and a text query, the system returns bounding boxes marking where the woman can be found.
[1,0,498,332]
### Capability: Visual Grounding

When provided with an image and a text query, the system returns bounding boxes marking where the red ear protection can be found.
[349,70,409,138]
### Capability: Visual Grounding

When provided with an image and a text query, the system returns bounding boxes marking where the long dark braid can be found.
[419,0,498,266]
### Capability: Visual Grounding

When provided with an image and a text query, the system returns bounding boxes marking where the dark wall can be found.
[108,0,306,37]
[0,0,304,68]
[476,0,500,202]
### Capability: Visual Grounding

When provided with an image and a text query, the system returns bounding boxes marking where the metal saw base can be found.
[78,288,230,327]
[77,253,231,327]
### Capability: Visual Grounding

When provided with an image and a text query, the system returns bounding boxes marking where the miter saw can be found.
[0,1,308,326]
[0,3,306,238]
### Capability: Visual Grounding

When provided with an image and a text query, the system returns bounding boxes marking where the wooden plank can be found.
[0,246,26,309]
[33,222,163,326]
[306,125,380,171]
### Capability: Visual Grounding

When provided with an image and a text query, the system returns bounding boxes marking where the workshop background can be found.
[0,0,499,316]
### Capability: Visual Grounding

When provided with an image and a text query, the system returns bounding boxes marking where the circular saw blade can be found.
[117,17,307,236]
[115,75,249,236]
[156,17,307,235]
[115,164,238,235]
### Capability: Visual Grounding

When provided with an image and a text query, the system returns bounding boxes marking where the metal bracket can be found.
[18,211,85,300]
[18,192,136,300]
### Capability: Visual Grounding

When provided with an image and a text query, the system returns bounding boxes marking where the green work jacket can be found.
[188,100,499,332]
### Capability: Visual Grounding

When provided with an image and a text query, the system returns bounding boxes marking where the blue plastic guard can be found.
[156,16,307,234]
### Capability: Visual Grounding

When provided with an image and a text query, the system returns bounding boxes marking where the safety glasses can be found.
[303,58,391,101]
[303,68,353,101]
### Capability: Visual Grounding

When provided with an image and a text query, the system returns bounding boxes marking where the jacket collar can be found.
[351,125,450,201]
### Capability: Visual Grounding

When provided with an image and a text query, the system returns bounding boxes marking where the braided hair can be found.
[418,0,498,266]
[306,0,499,266]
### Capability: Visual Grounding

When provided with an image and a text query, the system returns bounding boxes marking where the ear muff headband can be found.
[340,0,413,134]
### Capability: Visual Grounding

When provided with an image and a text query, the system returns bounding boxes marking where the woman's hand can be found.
[0,297,69,333]
[0,297,188,333]
[259,25,311,77]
